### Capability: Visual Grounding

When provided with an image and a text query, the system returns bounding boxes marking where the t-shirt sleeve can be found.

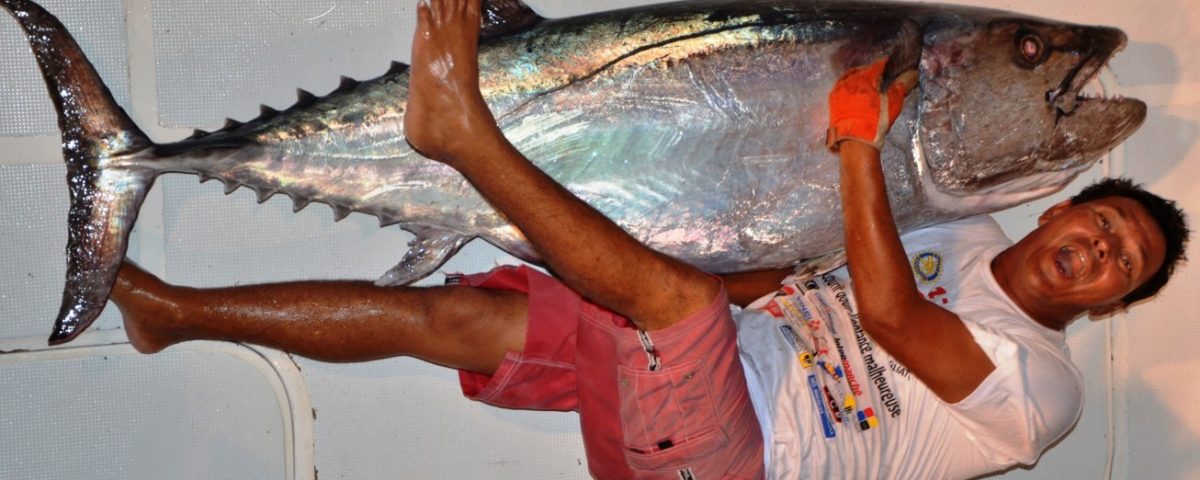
[944,322,1084,466]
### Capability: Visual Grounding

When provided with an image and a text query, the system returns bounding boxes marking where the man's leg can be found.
[404,0,719,331]
[110,262,527,375]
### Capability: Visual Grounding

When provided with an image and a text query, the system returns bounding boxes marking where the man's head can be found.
[996,177,1187,328]
[1067,178,1189,305]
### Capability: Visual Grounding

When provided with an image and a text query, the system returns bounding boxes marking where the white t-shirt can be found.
[735,216,1084,479]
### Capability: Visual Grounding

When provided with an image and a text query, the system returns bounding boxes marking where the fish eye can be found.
[1014,30,1048,67]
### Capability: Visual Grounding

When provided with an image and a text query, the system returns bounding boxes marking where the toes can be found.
[416,0,432,27]
[464,0,481,23]
[432,0,451,23]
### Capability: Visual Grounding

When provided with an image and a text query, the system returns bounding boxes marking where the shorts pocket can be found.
[618,359,729,471]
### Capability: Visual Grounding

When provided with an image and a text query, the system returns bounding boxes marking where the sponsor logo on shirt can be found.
[926,285,950,305]
[825,274,903,419]
[857,407,880,431]
[823,386,844,423]
[911,251,943,285]
[778,325,816,369]
[809,375,837,438]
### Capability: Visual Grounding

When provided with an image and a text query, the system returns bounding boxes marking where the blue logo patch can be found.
[911,251,943,285]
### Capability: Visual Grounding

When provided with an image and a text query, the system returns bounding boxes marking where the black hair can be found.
[1070,177,1189,304]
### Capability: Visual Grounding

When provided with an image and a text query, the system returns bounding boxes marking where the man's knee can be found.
[422,286,529,361]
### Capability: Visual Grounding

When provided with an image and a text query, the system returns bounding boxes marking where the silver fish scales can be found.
[0,0,1145,344]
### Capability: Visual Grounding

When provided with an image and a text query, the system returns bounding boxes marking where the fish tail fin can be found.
[2,0,156,345]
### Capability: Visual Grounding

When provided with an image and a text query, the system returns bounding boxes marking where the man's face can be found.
[1018,196,1168,315]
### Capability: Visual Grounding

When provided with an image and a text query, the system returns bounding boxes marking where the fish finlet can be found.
[291,196,312,213]
[387,61,408,76]
[331,205,352,222]
[258,104,280,120]
[378,214,401,228]
[337,75,360,92]
[295,88,318,107]
[254,187,277,204]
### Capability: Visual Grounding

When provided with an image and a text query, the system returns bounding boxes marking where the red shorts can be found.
[457,266,763,479]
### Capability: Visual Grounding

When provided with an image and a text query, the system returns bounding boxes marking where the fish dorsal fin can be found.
[481,0,542,39]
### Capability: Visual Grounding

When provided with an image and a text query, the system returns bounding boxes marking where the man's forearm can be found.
[838,141,924,322]
[837,141,995,401]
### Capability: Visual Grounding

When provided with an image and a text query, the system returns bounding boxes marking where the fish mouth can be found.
[1045,26,1128,122]
[1055,245,1086,279]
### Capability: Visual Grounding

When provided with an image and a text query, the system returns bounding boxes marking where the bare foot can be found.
[404,0,502,166]
[109,262,182,354]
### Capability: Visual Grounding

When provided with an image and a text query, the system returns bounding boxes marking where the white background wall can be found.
[0,0,1196,478]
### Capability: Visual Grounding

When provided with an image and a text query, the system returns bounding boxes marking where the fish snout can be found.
[1045,26,1128,119]
[1089,26,1127,58]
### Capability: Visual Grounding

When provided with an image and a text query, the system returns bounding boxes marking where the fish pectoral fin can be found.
[783,250,847,285]
[374,227,472,287]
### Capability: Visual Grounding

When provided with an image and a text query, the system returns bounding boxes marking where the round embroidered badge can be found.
[911,251,943,285]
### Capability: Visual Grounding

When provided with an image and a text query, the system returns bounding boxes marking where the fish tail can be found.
[3,0,156,345]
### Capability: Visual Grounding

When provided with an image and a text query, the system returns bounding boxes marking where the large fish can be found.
[0,0,1144,345]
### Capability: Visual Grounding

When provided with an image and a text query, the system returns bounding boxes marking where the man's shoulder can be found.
[905,215,1009,242]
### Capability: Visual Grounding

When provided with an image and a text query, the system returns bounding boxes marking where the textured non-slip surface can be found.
[151,0,412,129]
[0,0,129,136]
[0,347,287,479]
[0,164,123,340]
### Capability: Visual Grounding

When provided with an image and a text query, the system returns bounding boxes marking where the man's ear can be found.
[1038,199,1075,226]
[1089,301,1127,318]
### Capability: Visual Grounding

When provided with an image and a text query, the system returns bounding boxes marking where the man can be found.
[108,0,1188,478]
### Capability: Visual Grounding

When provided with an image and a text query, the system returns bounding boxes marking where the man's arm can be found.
[831,64,994,403]
[838,142,994,402]
[403,0,716,331]
[720,268,793,307]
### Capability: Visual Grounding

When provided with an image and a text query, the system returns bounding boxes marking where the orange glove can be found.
[826,59,918,152]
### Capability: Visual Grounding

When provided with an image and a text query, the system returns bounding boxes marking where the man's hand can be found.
[826,59,918,152]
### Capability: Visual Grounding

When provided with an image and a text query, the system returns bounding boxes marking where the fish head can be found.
[913,15,1146,209]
